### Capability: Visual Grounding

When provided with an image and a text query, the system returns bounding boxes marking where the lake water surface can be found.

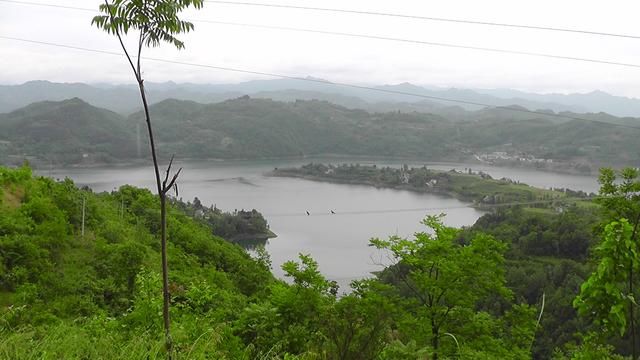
[47,158,598,291]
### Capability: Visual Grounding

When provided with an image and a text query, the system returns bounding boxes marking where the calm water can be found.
[46,158,598,291]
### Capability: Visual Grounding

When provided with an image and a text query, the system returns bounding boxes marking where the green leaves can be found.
[574,219,637,337]
[574,168,640,348]
[92,0,204,50]
[282,254,338,296]
[371,215,517,358]
[596,167,640,227]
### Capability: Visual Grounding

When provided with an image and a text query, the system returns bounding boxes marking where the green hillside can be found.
[128,97,462,160]
[1,97,639,171]
[1,165,636,358]
[0,98,135,164]
[133,97,640,169]
[0,165,274,357]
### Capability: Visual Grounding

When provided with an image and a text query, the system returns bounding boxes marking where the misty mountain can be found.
[4,79,638,117]
[477,88,640,118]
[0,81,240,114]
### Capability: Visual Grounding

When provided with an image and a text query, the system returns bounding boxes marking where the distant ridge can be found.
[3,79,640,116]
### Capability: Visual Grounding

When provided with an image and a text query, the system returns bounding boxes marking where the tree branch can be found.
[103,0,138,80]
[163,154,175,189]
[137,27,144,78]
[434,305,455,329]
[164,168,182,195]
[396,269,428,306]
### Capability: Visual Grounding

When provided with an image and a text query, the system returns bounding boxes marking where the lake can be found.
[46,158,598,291]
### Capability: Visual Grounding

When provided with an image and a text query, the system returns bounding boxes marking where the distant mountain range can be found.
[3,79,640,117]
[1,96,638,171]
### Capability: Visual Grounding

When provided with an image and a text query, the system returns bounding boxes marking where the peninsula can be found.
[270,163,592,209]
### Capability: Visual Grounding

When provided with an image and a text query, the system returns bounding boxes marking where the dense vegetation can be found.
[272,163,590,207]
[1,97,639,170]
[173,197,276,245]
[0,166,532,358]
[0,98,135,165]
[125,98,640,171]
[462,206,599,358]
[2,164,640,359]
[0,165,272,357]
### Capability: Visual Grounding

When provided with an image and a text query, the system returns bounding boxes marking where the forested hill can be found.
[1,97,639,170]
[0,98,135,164]
[129,97,452,160]
[120,97,640,169]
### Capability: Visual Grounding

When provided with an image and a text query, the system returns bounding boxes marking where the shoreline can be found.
[268,166,588,212]
[19,154,607,177]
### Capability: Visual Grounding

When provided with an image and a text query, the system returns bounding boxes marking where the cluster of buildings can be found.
[475,152,553,164]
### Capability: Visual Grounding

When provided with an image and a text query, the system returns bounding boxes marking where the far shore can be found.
[15,154,608,177]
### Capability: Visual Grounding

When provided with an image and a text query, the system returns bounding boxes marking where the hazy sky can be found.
[2,0,640,97]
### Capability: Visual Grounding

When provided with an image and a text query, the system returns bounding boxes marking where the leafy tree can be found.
[553,333,625,360]
[321,280,396,360]
[573,167,640,359]
[574,219,640,358]
[597,168,640,226]
[370,215,516,360]
[91,0,204,354]
[236,254,337,358]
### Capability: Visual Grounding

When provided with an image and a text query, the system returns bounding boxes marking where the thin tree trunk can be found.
[137,80,173,356]
[160,193,171,351]
[432,320,439,360]
[137,82,163,207]
[631,264,636,360]
[631,213,640,360]
[101,2,174,356]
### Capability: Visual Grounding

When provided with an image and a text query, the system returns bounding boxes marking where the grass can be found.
[448,173,565,203]
[521,207,557,216]
[0,326,159,360]
[0,323,237,360]
[0,293,13,308]
[1,185,24,209]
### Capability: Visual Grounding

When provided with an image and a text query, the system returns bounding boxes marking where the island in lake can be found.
[174,197,276,248]
[270,163,594,210]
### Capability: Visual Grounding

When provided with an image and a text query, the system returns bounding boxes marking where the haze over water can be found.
[47,158,598,291]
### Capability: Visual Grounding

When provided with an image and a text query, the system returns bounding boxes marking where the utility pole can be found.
[81,196,86,237]
[136,122,141,158]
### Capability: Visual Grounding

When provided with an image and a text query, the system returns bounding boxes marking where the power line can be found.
[203,0,640,41]
[1,36,124,56]
[263,198,596,217]
[264,188,639,218]
[191,19,640,70]
[5,0,638,41]
[0,0,94,12]
[2,35,640,130]
[4,0,640,71]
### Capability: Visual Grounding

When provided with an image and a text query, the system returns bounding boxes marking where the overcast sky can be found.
[1,0,640,97]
